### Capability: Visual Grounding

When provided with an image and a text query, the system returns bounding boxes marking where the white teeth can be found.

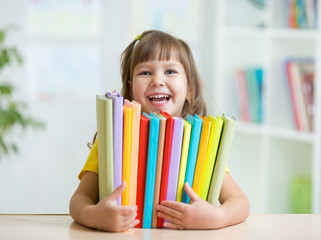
[149,94,169,99]
[151,100,167,104]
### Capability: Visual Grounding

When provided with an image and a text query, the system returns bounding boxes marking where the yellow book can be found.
[176,120,191,202]
[96,95,114,201]
[192,116,212,195]
[125,100,141,206]
[199,115,223,200]
[122,105,133,206]
[207,115,236,206]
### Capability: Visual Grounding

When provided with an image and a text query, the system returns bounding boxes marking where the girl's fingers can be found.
[117,205,137,217]
[118,215,140,230]
[157,204,183,220]
[107,181,126,201]
[157,211,183,226]
[159,200,187,213]
[184,182,200,203]
[163,221,185,230]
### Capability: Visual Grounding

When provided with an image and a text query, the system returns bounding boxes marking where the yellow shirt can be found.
[78,140,230,180]
[78,140,99,180]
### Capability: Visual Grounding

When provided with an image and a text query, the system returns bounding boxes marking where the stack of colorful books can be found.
[96,90,236,229]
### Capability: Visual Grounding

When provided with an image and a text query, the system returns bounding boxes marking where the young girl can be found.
[69,30,250,232]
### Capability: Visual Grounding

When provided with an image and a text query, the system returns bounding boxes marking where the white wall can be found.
[0,0,210,213]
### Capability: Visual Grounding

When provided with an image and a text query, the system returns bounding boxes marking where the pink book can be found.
[236,69,250,122]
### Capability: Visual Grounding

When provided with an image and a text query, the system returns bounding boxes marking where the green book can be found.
[96,94,114,201]
[291,176,311,213]
[207,115,236,206]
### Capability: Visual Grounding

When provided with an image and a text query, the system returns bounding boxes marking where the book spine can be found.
[176,120,191,202]
[126,100,141,207]
[182,115,202,204]
[166,117,184,202]
[236,69,251,122]
[136,115,149,228]
[157,111,174,228]
[96,95,114,201]
[151,116,166,228]
[199,115,223,201]
[192,116,212,196]
[107,92,123,205]
[142,114,160,228]
[122,105,132,206]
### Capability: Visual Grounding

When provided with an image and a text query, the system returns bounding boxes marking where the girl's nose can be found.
[150,74,165,87]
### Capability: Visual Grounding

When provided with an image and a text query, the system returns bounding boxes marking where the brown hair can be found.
[89,30,207,147]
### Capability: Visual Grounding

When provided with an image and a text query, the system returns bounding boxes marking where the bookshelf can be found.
[207,0,321,213]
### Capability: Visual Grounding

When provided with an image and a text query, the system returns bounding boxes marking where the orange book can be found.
[122,105,133,206]
[125,100,141,206]
[192,116,212,195]
[151,113,166,228]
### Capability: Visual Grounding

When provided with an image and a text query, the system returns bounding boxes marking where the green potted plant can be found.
[0,27,44,158]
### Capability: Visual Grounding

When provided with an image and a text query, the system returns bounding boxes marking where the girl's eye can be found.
[165,69,176,74]
[139,71,151,76]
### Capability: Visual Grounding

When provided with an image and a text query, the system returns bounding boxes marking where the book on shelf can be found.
[236,67,264,124]
[285,59,314,131]
[136,114,149,228]
[106,91,123,205]
[96,94,114,201]
[285,0,318,29]
[96,91,237,228]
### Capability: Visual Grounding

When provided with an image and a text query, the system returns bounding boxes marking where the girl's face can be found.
[132,57,189,116]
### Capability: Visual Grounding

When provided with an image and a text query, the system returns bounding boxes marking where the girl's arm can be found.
[157,172,250,230]
[69,171,139,232]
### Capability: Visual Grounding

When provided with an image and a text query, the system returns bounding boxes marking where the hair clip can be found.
[135,34,142,41]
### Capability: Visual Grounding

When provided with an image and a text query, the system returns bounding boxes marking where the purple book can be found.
[166,117,184,202]
[107,91,123,205]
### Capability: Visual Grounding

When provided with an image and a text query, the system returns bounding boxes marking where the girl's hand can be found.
[84,181,139,232]
[157,182,224,230]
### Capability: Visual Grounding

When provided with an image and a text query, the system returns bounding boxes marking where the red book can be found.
[135,114,150,228]
[157,111,174,228]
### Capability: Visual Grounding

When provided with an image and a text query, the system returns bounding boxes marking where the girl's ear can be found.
[186,88,192,103]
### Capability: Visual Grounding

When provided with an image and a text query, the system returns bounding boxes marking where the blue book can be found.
[142,112,160,228]
[255,68,264,123]
[181,114,202,203]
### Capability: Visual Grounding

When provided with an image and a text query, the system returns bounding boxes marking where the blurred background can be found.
[0,0,320,214]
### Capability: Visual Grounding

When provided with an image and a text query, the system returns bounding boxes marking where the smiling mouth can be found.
[148,94,172,105]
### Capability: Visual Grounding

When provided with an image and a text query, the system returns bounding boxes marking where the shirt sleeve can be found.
[78,140,99,180]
